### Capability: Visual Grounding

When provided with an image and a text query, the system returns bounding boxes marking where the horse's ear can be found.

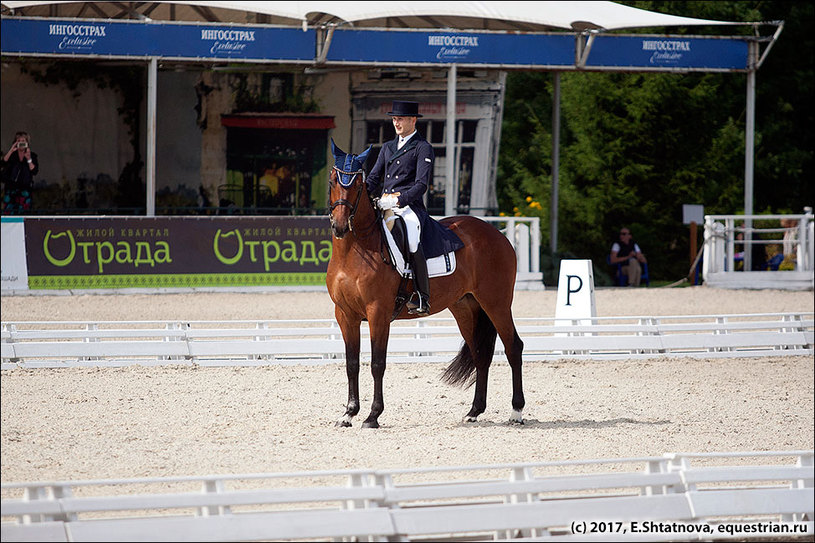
[356,144,373,165]
[330,138,345,160]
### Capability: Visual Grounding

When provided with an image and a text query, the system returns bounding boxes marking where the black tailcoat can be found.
[366,133,463,258]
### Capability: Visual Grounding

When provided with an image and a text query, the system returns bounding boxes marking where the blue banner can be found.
[2,17,750,71]
[1,18,146,56]
[327,29,575,66]
[1,18,316,61]
[153,23,314,61]
[585,35,748,70]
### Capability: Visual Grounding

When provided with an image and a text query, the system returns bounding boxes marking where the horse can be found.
[326,143,525,428]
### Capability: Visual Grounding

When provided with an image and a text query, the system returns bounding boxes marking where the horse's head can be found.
[328,139,372,239]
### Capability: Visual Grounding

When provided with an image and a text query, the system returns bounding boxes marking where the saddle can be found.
[381,210,456,279]
[380,210,455,321]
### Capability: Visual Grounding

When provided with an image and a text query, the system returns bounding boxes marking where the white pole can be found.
[743,43,757,270]
[146,57,157,216]
[551,72,561,254]
[745,69,755,218]
[445,64,457,217]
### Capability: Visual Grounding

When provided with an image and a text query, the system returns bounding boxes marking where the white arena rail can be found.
[2,313,812,369]
[2,451,812,542]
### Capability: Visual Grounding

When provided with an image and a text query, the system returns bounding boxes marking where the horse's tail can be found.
[441,307,497,388]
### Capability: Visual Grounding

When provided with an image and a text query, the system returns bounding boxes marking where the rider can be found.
[366,100,463,315]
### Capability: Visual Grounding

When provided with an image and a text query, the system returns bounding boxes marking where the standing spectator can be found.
[610,227,647,286]
[197,185,212,215]
[779,218,799,270]
[1,131,39,215]
[781,218,798,257]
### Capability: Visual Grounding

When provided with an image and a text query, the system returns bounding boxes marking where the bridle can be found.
[328,166,377,237]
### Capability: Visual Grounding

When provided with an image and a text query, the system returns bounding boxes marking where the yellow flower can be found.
[525,196,533,203]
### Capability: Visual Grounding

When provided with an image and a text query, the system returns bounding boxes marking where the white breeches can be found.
[393,206,421,253]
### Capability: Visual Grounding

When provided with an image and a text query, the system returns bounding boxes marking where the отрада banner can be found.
[23,216,331,289]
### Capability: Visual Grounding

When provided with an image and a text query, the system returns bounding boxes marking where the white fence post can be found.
[515,223,530,276]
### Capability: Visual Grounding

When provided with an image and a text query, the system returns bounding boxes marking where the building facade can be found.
[1,59,505,217]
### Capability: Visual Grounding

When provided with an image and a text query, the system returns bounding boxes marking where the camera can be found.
[17,141,28,149]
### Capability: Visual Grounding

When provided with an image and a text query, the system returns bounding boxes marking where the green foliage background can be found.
[497,1,813,284]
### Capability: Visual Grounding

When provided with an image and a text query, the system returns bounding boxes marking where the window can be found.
[224,127,328,214]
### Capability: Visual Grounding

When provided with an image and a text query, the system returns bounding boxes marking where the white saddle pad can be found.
[382,221,456,278]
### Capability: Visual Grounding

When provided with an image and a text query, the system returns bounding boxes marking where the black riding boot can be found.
[407,245,430,315]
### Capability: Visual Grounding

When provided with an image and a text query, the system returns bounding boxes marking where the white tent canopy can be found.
[2,1,746,31]
[188,1,745,31]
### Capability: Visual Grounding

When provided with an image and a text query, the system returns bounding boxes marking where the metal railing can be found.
[703,212,814,290]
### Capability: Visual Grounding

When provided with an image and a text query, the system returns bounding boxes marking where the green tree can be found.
[498,1,813,283]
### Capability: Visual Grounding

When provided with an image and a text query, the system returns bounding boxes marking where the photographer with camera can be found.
[1,131,39,214]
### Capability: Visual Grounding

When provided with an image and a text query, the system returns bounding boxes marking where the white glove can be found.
[377,194,399,210]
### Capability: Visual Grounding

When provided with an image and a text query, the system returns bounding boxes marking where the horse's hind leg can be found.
[474,294,525,424]
[504,327,525,423]
[448,295,496,422]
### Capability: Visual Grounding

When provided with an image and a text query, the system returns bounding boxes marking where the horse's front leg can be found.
[335,309,361,427]
[362,317,391,428]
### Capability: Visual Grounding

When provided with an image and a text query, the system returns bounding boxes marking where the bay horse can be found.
[326,144,524,428]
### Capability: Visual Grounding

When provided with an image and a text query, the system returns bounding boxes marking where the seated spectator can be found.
[609,228,647,287]
[748,231,767,271]
[764,244,784,271]
[734,231,745,271]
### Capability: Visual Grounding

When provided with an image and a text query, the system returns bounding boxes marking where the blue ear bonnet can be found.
[331,139,372,187]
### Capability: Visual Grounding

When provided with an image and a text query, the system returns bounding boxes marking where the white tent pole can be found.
[445,64,457,217]
[745,56,756,219]
[146,57,157,216]
[743,43,757,270]
[550,72,561,254]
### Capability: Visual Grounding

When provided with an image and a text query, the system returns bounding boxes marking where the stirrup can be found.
[407,293,430,315]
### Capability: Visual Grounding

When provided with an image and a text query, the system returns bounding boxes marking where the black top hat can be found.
[387,100,422,117]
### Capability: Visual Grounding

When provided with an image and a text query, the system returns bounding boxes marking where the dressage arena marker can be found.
[555,259,597,331]
[1,313,812,368]
[2,451,812,542]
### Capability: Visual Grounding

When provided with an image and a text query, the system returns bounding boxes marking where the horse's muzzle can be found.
[329,215,349,239]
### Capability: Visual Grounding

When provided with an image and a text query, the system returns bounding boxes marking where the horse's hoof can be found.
[464,415,478,423]
[361,420,380,428]
[509,409,524,424]
[335,414,353,427]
